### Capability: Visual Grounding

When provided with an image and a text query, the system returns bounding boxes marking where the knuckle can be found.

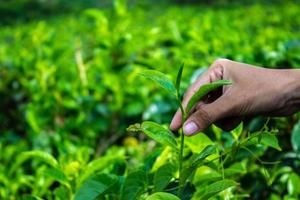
[193,109,213,127]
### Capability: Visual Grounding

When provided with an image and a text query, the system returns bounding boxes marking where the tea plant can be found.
[126,65,283,199]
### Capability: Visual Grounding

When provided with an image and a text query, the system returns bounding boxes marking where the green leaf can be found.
[288,173,300,196]
[140,70,177,97]
[291,120,300,153]
[175,63,184,94]
[74,173,118,200]
[121,170,148,200]
[181,145,217,183]
[261,132,281,151]
[185,132,213,153]
[10,150,59,174]
[78,155,123,186]
[197,179,237,200]
[54,186,71,200]
[231,122,243,140]
[191,145,217,167]
[141,121,178,150]
[186,80,233,114]
[154,163,176,192]
[146,192,180,200]
[43,168,70,189]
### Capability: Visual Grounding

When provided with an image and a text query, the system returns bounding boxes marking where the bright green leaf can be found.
[288,173,300,196]
[154,163,176,192]
[121,170,147,200]
[10,150,59,174]
[146,192,180,200]
[142,121,178,150]
[197,179,237,200]
[291,120,300,153]
[186,80,233,114]
[74,174,118,200]
[185,132,213,153]
[231,122,243,140]
[78,155,123,186]
[43,168,70,189]
[261,133,281,151]
[140,70,177,97]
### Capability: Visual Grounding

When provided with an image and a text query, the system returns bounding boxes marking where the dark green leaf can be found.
[197,179,237,200]
[146,192,180,200]
[175,63,184,94]
[121,170,148,200]
[140,70,177,97]
[291,120,300,153]
[186,80,233,114]
[142,121,178,150]
[154,163,176,192]
[74,174,118,200]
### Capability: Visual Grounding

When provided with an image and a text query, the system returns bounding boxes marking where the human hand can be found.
[170,59,300,136]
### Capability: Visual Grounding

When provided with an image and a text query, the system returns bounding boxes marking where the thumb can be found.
[183,95,234,136]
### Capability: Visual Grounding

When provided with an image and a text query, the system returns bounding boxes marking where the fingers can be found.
[183,94,235,135]
[170,73,210,131]
[170,60,225,131]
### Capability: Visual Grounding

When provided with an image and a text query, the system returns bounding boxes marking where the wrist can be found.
[285,69,300,108]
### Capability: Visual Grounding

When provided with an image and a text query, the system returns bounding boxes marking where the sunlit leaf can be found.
[141,121,178,150]
[74,173,118,200]
[140,70,177,97]
[121,170,147,200]
[146,192,180,200]
[78,155,123,186]
[231,122,243,140]
[185,132,213,153]
[10,150,59,174]
[43,168,70,189]
[261,132,281,151]
[186,80,233,114]
[197,179,237,200]
[288,172,300,196]
[181,145,217,183]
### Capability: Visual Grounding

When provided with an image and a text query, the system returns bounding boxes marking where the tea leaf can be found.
[146,192,180,200]
[231,122,243,141]
[43,168,70,189]
[74,174,118,200]
[181,145,217,183]
[78,155,123,186]
[154,163,176,192]
[291,120,300,153]
[261,132,281,151]
[10,150,59,174]
[175,63,184,94]
[142,121,178,150]
[185,132,213,153]
[287,172,300,196]
[121,170,148,200]
[140,70,177,97]
[186,80,233,114]
[197,179,237,200]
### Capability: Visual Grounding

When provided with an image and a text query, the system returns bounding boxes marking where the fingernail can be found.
[183,122,198,135]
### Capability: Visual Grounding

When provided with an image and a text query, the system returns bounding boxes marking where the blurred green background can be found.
[1,0,300,199]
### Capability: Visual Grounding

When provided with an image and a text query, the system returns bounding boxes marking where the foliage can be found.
[1,0,300,199]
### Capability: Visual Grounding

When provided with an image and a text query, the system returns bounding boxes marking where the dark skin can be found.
[170,59,300,136]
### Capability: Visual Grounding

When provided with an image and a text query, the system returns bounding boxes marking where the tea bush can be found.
[0,0,300,199]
